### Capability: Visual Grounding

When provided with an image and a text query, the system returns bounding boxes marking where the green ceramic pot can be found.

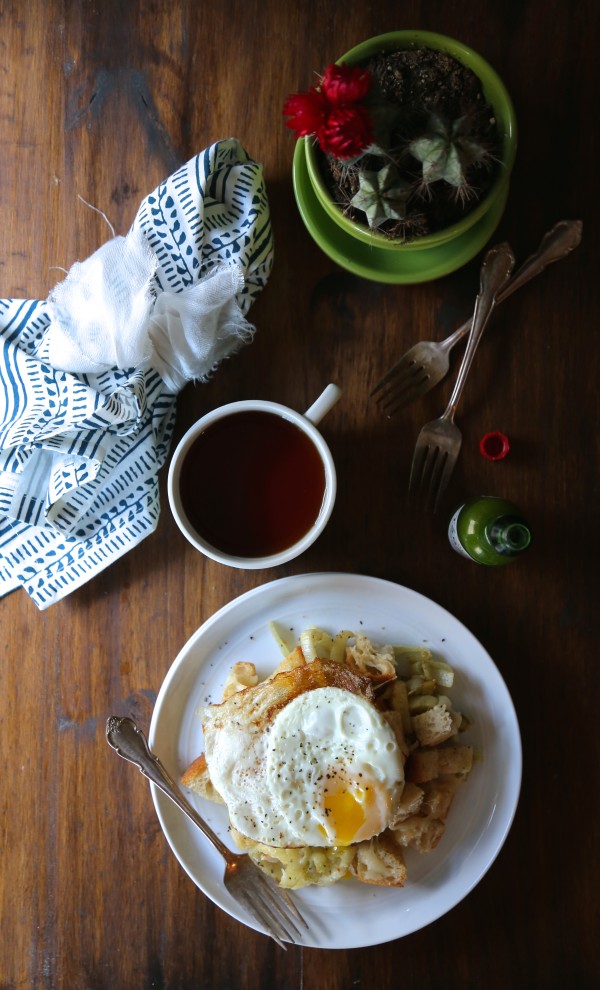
[293,30,517,283]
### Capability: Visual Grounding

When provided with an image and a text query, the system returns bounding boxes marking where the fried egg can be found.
[200,658,405,848]
[265,686,404,846]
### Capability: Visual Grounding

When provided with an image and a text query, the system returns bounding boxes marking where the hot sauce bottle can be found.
[448,496,531,565]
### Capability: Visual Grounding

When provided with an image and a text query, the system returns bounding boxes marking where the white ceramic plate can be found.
[149,573,521,949]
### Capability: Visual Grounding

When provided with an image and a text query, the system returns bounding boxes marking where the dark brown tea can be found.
[179,411,327,557]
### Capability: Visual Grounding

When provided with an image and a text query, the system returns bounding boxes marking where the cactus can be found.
[349,164,411,229]
[409,114,491,202]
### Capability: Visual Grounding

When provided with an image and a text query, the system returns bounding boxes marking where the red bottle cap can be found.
[479,431,510,461]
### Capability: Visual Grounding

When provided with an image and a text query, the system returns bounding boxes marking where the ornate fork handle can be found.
[445,242,515,420]
[444,219,582,352]
[106,716,232,862]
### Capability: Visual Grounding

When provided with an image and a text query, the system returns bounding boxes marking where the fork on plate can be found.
[407,242,515,512]
[371,219,583,415]
[106,716,308,949]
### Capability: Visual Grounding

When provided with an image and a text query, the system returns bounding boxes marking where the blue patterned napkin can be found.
[0,139,273,608]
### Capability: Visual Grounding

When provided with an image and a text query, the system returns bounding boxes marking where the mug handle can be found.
[304,384,342,425]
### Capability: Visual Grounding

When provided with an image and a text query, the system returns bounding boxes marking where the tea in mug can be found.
[178,411,327,557]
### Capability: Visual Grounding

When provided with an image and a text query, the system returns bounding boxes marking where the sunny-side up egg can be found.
[201,662,405,849]
[266,686,404,846]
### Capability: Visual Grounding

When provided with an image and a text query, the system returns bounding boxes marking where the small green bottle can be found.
[448,496,531,565]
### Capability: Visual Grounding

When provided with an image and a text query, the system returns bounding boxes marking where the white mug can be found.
[167,384,341,568]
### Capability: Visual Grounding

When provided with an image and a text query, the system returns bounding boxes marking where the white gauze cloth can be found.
[46,226,254,391]
[0,138,273,608]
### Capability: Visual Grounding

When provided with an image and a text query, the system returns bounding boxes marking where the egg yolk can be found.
[321,782,379,846]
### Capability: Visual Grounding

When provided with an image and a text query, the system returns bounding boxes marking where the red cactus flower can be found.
[283,62,374,159]
[282,88,329,139]
[320,63,372,106]
[321,104,374,159]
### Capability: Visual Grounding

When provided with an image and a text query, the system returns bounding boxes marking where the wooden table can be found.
[1,1,597,987]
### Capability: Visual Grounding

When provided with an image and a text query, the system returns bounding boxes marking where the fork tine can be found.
[252,866,309,931]
[272,884,309,929]
[426,448,449,510]
[370,356,415,396]
[407,440,430,496]
[231,860,309,946]
[432,448,460,513]
[379,369,432,415]
[408,439,458,512]
[235,889,289,949]
[256,875,306,938]
[255,883,305,940]
[373,363,421,401]
[408,441,444,508]
[234,883,299,948]
[374,365,418,401]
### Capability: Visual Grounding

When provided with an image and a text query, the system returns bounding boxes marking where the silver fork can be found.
[408,242,515,512]
[106,716,308,949]
[371,219,583,415]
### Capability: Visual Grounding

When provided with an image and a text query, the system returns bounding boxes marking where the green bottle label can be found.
[448,507,473,559]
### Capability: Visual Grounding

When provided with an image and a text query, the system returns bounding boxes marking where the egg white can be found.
[204,683,404,848]
[266,687,404,846]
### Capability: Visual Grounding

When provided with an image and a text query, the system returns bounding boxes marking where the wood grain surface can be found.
[1,1,598,987]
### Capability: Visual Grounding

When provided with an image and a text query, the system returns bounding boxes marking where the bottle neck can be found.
[487,515,531,556]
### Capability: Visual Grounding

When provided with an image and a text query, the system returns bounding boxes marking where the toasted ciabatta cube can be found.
[412,703,458,747]
[180,752,225,804]
[389,781,425,826]
[420,777,461,820]
[407,745,474,783]
[351,832,408,887]
[391,815,446,852]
